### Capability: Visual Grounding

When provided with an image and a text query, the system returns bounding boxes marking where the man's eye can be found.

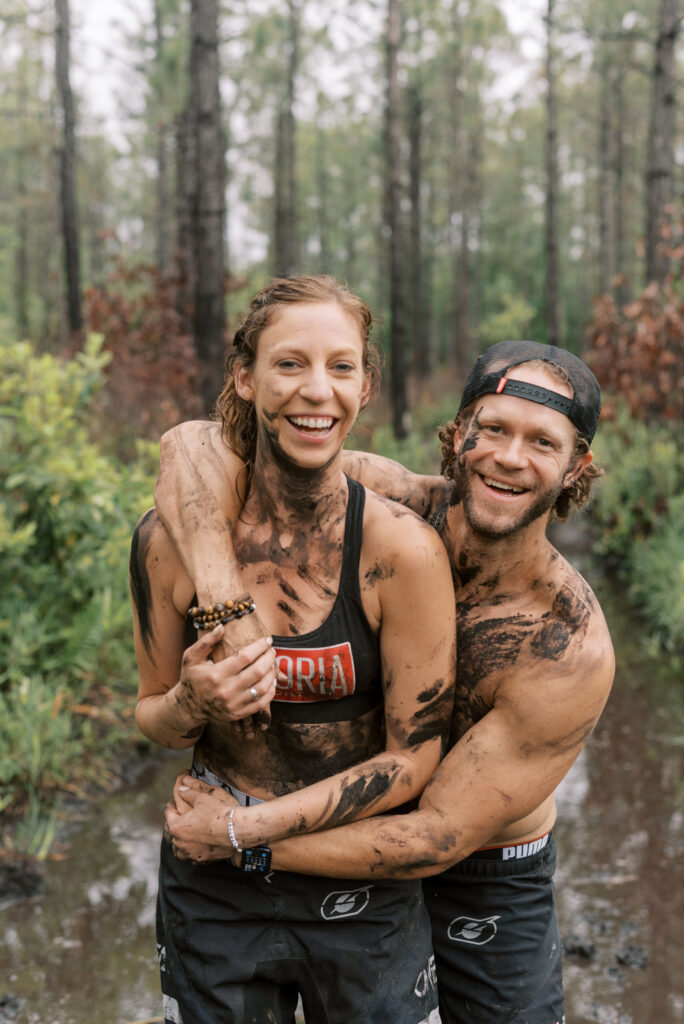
[334,362,355,372]
[536,437,554,448]
[277,359,299,369]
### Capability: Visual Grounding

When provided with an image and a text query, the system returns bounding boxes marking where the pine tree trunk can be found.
[175,110,195,324]
[598,51,617,294]
[386,0,408,439]
[544,0,560,346]
[189,0,226,413]
[315,93,330,271]
[55,0,82,336]
[273,0,300,274]
[408,82,428,378]
[645,0,680,284]
[154,0,171,273]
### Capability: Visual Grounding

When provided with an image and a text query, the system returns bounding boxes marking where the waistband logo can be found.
[320,884,372,920]
[447,915,500,945]
[274,642,356,702]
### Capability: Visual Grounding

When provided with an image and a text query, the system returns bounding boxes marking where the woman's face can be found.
[235,301,371,472]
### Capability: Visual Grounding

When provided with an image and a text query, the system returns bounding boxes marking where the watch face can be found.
[241,846,272,873]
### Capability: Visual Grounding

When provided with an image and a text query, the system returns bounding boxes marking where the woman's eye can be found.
[334,362,355,372]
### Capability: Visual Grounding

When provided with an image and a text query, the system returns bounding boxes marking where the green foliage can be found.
[0,331,156,844]
[590,406,684,657]
[629,495,684,659]
[479,292,536,348]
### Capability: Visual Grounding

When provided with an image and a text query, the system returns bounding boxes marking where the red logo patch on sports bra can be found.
[274,642,356,702]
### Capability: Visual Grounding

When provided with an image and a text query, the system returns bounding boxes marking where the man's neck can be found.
[447,506,558,592]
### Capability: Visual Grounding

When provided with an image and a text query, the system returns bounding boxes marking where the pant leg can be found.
[269,873,441,1024]
[423,838,564,1024]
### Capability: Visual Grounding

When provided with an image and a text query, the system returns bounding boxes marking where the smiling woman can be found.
[130,274,456,1024]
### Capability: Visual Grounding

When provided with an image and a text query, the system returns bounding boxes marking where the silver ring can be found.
[249,686,258,701]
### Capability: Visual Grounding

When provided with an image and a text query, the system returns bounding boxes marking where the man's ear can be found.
[452,419,466,456]
[235,364,254,403]
[563,449,593,487]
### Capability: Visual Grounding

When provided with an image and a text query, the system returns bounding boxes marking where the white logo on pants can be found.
[447,915,500,945]
[320,884,372,920]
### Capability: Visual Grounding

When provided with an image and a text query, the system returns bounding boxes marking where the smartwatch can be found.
[240,845,272,873]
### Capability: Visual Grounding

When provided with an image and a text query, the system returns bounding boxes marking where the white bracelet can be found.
[228,807,242,853]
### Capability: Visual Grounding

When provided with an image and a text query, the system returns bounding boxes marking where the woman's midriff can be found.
[195,704,384,801]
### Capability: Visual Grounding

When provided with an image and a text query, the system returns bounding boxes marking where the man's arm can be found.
[156,421,452,560]
[155,420,268,655]
[265,634,615,877]
[173,625,613,874]
[166,509,457,853]
[131,510,277,749]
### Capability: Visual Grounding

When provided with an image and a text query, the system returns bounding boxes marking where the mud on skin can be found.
[197,707,385,796]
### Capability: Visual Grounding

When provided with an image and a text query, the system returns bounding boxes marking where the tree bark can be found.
[55,0,82,336]
[645,0,680,284]
[189,0,226,413]
[175,109,195,324]
[386,0,408,439]
[273,0,300,274]
[544,0,560,346]
[153,0,171,273]
[408,81,428,378]
[598,50,617,295]
[315,92,330,271]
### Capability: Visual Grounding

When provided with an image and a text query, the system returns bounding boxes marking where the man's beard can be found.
[455,461,563,539]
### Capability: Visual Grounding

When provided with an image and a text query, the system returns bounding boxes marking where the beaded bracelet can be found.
[228,807,242,853]
[188,596,256,631]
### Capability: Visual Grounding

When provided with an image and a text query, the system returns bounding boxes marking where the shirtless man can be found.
[159,340,615,1024]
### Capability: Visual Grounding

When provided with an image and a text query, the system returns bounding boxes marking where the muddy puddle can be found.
[1,522,682,1024]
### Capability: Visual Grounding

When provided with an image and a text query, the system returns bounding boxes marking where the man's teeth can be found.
[483,477,524,493]
[290,416,334,430]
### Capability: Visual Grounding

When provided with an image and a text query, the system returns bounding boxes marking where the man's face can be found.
[453,363,590,539]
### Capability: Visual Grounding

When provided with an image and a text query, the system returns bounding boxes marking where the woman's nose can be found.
[299,366,334,402]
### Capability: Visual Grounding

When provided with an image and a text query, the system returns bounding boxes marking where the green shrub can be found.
[629,494,684,659]
[590,405,684,657]
[0,331,156,843]
[590,406,683,558]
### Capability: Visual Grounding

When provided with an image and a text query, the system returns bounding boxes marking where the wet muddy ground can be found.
[1,523,682,1023]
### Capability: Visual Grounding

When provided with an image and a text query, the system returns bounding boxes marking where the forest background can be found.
[0,0,682,855]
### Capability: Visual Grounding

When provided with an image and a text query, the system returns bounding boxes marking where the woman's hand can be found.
[165,774,238,862]
[177,626,279,725]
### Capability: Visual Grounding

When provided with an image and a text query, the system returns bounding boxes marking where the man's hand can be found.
[177,627,278,727]
[165,774,238,862]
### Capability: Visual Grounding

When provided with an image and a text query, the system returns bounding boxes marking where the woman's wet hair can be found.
[213,275,382,471]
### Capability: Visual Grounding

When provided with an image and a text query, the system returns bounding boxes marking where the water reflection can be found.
[1,752,189,1024]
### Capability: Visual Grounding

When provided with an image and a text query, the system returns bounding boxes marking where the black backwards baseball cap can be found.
[458,340,602,443]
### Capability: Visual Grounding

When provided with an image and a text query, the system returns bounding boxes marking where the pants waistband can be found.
[469,830,552,861]
[191,762,264,807]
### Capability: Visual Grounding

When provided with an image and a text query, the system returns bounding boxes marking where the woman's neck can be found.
[246,447,348,531]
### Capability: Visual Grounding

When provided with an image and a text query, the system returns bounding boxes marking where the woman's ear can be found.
[235,364,254,403]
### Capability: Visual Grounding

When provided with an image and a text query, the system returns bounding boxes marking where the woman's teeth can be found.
[290,416,334,431]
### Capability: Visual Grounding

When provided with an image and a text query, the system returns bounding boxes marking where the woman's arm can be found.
[131,509,277,749]
[166,508,457,853]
